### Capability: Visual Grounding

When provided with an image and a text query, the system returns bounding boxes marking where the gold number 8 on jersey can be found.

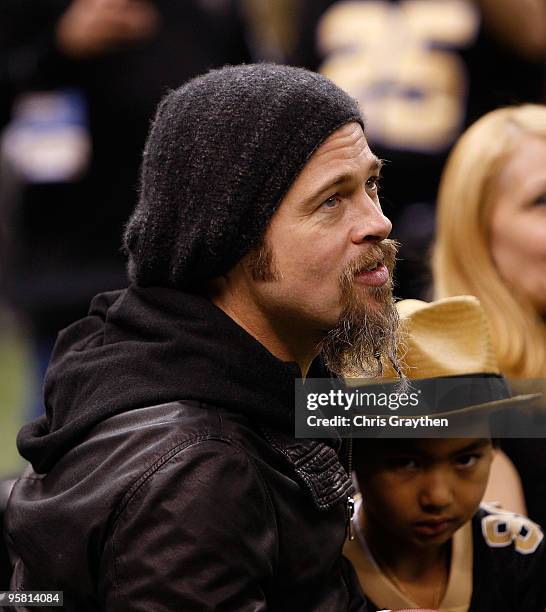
[482,513,544,555]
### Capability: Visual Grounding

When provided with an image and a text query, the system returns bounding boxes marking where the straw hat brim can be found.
[410,392,541,420]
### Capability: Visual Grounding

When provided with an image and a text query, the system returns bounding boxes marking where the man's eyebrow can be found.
[323,157,384,187]
[301,156,384,209]
[370,157,384,173]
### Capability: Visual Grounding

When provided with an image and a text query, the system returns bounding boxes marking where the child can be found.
[345,297,545,611]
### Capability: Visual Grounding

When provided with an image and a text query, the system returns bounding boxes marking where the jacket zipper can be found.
[346,495,355,541]
[345,436,355,541]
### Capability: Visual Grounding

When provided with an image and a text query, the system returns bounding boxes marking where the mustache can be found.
[342,239,399,282]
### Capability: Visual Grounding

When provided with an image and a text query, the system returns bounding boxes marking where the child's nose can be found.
[418,469,454,511]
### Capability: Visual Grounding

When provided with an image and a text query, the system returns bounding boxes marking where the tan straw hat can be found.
[379,295,539,416]
[394,295,499,378]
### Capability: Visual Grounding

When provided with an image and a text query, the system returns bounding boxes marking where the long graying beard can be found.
[319,239,402,378]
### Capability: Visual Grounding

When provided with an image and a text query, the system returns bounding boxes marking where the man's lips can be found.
[354,263,389,286]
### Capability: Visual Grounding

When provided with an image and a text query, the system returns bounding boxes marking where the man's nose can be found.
[418,469,454,511]
[350,194,392,244]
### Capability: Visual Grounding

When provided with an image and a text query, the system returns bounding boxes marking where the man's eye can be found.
[532,194,546,207]
[456,454,481,469]
[366,176,381,191]
[321,195,339,208]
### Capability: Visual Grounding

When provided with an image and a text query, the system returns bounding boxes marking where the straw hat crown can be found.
[395,295,500,379]
[353,296,539,417]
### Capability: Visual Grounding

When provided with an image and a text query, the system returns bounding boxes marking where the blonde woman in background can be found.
[433,104,546,377]
[432,104,546,526]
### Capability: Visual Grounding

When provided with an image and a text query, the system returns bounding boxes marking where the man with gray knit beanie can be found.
[7,64,399,610]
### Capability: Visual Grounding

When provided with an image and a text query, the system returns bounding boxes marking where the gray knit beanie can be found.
[124,63,364,288]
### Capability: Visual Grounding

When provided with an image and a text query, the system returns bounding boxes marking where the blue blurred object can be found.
[3,89,90,183]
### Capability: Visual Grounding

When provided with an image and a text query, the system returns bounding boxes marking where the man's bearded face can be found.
[249,238,401,377]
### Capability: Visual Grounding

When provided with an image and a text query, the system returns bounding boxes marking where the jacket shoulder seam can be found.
[111,434,241,524]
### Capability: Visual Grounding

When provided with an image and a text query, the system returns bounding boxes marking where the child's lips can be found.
[412,517,456,537]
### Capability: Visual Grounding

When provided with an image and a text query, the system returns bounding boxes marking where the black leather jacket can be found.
[8,400,365,610]
[6,286,366,610]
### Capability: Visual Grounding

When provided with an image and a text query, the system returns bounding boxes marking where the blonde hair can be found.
[432,104,546,378]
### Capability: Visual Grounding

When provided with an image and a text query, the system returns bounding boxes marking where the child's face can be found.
[356,438,494,549]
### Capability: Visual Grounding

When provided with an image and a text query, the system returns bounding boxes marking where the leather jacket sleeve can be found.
[98,438,277,611]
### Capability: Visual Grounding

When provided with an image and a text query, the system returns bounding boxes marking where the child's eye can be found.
[456,454,481,469]
[386,457,419,471]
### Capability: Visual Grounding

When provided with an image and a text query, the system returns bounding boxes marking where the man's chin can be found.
[350,283,395,315]
[318,294,385,334]
[354,290,386,311]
